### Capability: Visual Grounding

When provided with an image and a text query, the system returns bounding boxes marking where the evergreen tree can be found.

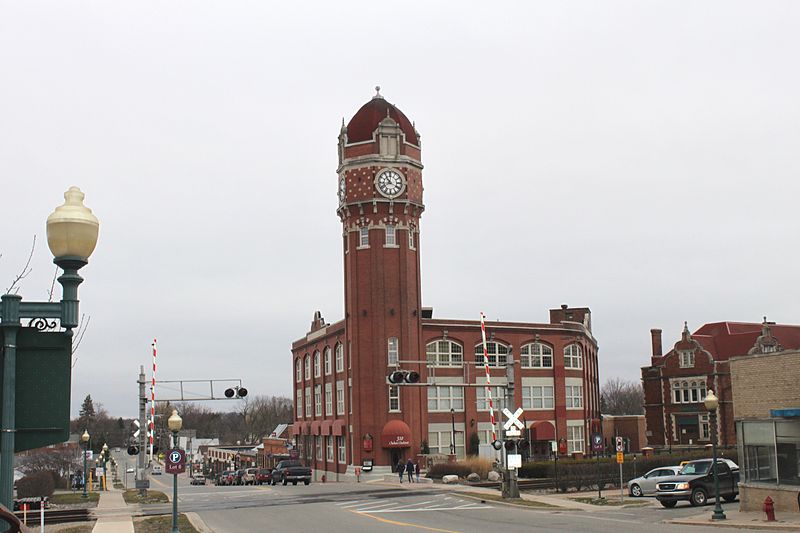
[78,394,96,429]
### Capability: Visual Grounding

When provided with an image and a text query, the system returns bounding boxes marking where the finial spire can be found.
[373,85,383,99]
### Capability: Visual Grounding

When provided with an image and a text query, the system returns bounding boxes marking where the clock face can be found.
[338,177,346,203]
[375,169,405,198]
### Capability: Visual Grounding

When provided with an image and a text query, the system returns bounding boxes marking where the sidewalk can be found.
[667,509,800,531]
[91,488,134,533]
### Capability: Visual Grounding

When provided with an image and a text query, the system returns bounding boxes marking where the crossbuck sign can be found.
[502,407,525,436]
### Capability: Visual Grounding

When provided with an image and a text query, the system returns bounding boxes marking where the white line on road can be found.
[339,501,368,509]
[335,500,361,506]
[354,502,403,512]
[361,506,490,513]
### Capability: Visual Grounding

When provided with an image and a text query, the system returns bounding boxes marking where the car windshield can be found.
[680,461,711,475]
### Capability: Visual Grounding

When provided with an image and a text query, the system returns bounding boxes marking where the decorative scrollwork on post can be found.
[27,317,59,331]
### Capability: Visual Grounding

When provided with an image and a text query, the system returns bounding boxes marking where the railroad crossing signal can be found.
[502,407,524,431]
[615,436,624,452]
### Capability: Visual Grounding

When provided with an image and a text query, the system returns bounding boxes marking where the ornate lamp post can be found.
[102,443,109,490]
[0,187,99,508]
[449,408,456,455]
[704,390,726,520]
[168,410,182,533]
[81,430,90,498]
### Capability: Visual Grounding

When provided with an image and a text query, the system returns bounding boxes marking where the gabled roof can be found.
[690,321,800,361]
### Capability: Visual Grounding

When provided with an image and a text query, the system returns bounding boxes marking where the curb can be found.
[667,518,800,531]
[185,512,215,533]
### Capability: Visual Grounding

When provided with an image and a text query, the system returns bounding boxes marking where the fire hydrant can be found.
[763,496,776,522]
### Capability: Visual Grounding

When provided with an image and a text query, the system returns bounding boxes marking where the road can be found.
[133,470,754,533]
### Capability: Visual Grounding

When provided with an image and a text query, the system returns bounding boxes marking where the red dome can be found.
[346,96,419,146]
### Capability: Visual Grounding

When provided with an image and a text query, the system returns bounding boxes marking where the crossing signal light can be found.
[518,439,530,451]
[491,440,503,451]
[127,445,139,456]
[224,386,248,398]
[504,440,516,452]
[387,370,421,384]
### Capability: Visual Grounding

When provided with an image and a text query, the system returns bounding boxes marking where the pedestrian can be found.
[397,460,405,483]
[415,460,421,483]
[406,458,415,483]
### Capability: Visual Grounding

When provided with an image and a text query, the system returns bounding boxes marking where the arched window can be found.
[314,351,321,378]
[520,343,553,368]
[324,347,332,375]
[304,355,311,381]
[335,343,344,372]
[474,341,509,367]
[295,358,302,382]
[564,344,583,369]
[426,340,463,367]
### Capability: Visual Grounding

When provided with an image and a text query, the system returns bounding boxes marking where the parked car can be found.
[270,460,312,486]
[656,459,740,508]
[234,469,247,485]
[216,470,235,486]
[151,465,163,475]
[627,466,682,497]
[190,474,206,485]
[126,467,135,473]
[255,468,272,485]
[243,468,258,485]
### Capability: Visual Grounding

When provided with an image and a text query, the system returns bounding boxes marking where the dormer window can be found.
[679,350,695,368]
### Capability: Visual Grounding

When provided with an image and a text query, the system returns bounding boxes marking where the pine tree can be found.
[78,395,96,426]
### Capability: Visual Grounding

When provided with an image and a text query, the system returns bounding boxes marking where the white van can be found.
[152,465,163,475]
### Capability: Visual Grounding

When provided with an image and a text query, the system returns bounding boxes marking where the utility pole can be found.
[138,366,149,496]
[502,349,520,499]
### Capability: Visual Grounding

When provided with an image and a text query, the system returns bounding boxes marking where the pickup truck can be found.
[270,460,312,486]
[655,459,739,508]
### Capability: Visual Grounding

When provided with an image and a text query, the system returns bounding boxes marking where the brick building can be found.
[290,91,600,480]
[642,320,800,451]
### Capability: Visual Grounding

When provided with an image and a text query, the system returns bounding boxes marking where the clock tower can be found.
[337,88,426,466]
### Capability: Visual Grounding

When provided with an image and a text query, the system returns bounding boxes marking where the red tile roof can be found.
[691,322,800,360]
[346,97,419,145]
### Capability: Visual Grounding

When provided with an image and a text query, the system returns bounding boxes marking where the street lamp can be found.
[102,443,109,490]
[0,187,99,509]
[81,430,90,498]
[704,390,726,520]
[450,408,456,456]
[168,410,182,533]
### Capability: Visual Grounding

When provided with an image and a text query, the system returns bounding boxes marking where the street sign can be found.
[96,467,104,477]
[615,436,624,452]
[85,450,93,460]
[165,449,186,474]
[616,451,624,464]
[591,432,603,452]
[502,407,525,431]
[505,427,521,437]
[135,479,150,489]
[508,454,522,469]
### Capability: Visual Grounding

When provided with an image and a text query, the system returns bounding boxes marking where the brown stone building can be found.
[643,321,800,452]
[290,91,600,480]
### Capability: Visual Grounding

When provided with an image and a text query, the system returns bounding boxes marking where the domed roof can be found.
[346,89,419,146]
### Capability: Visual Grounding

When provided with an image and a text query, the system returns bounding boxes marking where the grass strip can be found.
[134,514,199,533]
[122,489,169,504]
[49,492,100,505]
[461,492,558,508]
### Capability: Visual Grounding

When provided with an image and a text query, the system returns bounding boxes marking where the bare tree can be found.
[600,377,644,415]
[5,235,36,294]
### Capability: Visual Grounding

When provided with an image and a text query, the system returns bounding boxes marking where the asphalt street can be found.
[134,471,755,533]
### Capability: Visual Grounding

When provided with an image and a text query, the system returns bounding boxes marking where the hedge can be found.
[16,471,56,498]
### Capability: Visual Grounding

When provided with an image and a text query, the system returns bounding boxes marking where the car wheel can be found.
[723,495,737,503]
[304,480,310,485]
[660,500,677,508]
[630,484,643,497]
[292,481,297,486]
[282,479,287,486]
[690,488,707,507]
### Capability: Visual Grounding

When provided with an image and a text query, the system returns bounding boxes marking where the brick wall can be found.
[730,350,800,420]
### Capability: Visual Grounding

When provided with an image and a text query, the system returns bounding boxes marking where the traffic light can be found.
[387,370,420,384]
[224,386,248,398]
[127,445,139,456]
[504,440,516,452]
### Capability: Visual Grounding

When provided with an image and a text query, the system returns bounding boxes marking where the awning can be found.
[530,420,555,441]
[301,421,312,435]
[290,422,302,436]
[311,421,321,435]
[320,420,332,436]
[332,420,346,436]
[380,419,412,448]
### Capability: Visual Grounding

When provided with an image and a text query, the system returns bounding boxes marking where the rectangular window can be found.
[324,349,332,375]
[325,382,332,416]
[671,380,706,404]
[335,345,344,372]
[427,386,464,411]
[427,430,465,457]
[565,385,583,409]
[679,350,695,368]
[385,225,396,246]
[314,353,321,378]
[304,357,311,380]
[359,227,369,247]
[316,436,322,460]
[295,360,301,382]
[567,425,584,454]
[476,386,506,412]
[337,435,346,463]
[326,436,334,462]
[389,385,400,412]
[314,385,322,416]
[336,380,345,415]
[522,385,555,409]
[700,414,710,440]
[408,228,415,249]
[388,337,399,366]
[305,387,311,417]
[296,389,303,418]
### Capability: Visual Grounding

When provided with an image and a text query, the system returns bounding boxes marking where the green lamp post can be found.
[81,430,90,498]
[102,443,109,491]
[168,410,182,533]
[0,187,99,509]
[704,390,726,520]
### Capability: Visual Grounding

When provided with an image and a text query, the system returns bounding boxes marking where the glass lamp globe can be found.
[46,186,99,260]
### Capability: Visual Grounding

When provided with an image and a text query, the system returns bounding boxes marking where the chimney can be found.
[650,328,663,364]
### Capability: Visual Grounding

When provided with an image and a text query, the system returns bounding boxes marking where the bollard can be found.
[763,496,775,522]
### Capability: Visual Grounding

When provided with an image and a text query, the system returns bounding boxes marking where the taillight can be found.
[283,468,289,474]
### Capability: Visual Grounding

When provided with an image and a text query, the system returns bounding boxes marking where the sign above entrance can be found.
[380,420,412,448]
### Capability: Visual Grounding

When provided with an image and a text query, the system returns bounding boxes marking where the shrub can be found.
[427,457,494,480]
[16,471,55,498]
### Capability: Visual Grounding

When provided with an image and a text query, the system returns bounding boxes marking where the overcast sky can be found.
[2,1,798,417]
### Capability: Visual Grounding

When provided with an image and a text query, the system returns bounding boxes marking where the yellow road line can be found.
[348,509,462,533]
